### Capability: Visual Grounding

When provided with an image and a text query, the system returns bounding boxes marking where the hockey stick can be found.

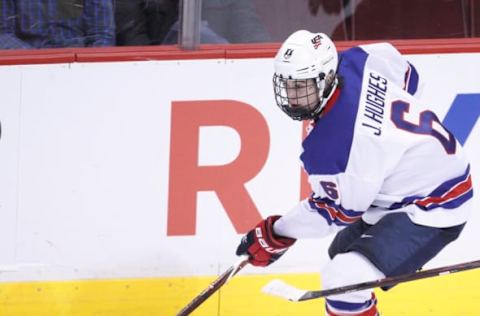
[176,257,249,316]
[262,259,480,302]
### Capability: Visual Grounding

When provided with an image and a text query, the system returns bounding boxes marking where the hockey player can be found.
[236,30,473,315]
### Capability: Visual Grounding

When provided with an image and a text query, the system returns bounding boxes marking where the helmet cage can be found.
[273,73,326,121]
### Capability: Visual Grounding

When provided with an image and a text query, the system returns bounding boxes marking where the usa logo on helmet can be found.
[311,34,322,49]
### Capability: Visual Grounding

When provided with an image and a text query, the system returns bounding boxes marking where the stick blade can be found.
[262,279,308,302]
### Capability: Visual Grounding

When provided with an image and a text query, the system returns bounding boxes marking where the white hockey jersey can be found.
[274,43,473,239]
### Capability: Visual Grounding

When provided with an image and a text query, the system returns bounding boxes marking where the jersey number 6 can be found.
[391,100,456,154]
[320,181,339,200]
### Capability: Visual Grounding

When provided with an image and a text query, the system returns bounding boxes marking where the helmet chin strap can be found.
[318,77,339,112]
[318,57,342,112]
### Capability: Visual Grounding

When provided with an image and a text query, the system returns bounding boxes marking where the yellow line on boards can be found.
[0,270,478,315]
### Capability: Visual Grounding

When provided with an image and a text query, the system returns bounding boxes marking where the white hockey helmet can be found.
[273,30,339,120]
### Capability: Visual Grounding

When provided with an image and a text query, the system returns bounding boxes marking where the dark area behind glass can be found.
[0,0,478,50]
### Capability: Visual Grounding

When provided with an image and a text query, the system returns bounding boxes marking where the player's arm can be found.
[274,196,355,239]
[235,193,344,267]
[236,173,379,266]
[274,172,380,239]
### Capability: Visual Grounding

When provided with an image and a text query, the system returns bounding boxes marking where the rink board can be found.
[0,41,479,316]
[0,270,479,315]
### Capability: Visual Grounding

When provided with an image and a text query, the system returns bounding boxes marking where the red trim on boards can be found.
[0,48,75,65]
[0,38,479,65]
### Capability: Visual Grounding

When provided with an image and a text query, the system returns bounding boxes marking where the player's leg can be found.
[322,251,383,315]
[324,212,465,315]
[322,212,381,315]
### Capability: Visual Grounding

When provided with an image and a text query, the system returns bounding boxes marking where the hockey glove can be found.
[236,215,296,267]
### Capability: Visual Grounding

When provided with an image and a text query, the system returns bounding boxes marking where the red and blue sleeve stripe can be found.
[308,196,364,226]
[389,166,473,211]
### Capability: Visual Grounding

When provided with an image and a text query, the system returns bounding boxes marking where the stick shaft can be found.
[177,258,249,315]
[300,259,480,301]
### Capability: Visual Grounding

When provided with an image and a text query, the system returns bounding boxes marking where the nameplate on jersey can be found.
[360,71,388,136]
